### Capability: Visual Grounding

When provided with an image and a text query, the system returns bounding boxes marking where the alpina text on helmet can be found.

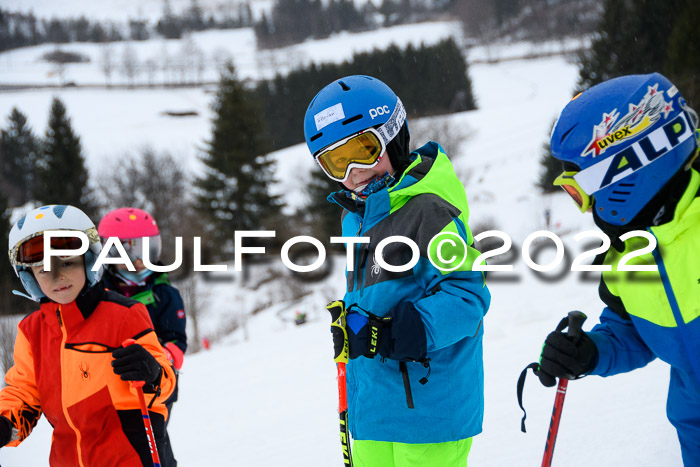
[575,112,694,194]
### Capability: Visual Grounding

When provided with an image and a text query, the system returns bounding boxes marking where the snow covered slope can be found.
[0,24,683,467]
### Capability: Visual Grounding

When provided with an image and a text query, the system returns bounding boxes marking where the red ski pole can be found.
[541,378,568,467]
[541,311,587,467]
[122,338,161,467]
[326,301,353,466]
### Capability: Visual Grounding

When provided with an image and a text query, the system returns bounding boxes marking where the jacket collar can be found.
[649,169,700,244]
[40,284,104,321]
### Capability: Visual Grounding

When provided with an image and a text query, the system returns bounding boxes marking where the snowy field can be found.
[0,21,684,467]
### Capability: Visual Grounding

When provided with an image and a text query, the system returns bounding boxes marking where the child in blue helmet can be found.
[534,73,700,464]
[304,75,491,466]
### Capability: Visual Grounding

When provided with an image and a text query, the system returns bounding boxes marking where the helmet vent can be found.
[612,190,631,195]
[608,197,627,203]
[342,114,362,125]
[310,133,322,142]
[53,205,67,218]
[338,81,350,91]
[560,124,577,143]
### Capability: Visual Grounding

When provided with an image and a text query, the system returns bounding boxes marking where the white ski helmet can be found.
[7,205,103,301]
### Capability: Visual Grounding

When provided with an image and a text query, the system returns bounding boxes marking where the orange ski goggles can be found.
[553,171,592,213]
[10,229,96,268]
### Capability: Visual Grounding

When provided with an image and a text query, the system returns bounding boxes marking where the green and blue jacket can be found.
[591,168,700,384]
[589,169,700,464]
[330,142,490,443]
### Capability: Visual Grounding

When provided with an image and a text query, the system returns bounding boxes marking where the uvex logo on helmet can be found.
[369,105,391,119]
[581,83,675,158]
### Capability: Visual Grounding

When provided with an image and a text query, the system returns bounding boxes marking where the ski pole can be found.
[122,338,161,467]
[326,300,353,466]
[541,311,587,467]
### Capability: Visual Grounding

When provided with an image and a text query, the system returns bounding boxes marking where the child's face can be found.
[31,256,86,304]
[342,150,394,191]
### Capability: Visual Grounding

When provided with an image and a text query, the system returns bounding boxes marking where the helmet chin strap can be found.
[116,267,154,285]
[12,289,35,301]
[347,172,396,200]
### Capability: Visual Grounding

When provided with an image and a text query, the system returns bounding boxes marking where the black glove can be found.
[536,312,598,387]
[0,415,13,448]
[111,343,162,386]
[345,302,427,362]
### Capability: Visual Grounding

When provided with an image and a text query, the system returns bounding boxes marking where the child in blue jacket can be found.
[304,75,491,466]
[535,73,700,465]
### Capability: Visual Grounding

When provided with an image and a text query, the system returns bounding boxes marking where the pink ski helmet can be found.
[98,207,162,263]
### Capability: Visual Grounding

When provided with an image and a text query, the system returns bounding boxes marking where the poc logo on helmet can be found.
[369,105,391,119]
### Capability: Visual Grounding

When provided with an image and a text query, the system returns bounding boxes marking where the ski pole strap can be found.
[517,362,541,433]
[366,317,382,357]
[365,313,392,358]
[327,300,350,364]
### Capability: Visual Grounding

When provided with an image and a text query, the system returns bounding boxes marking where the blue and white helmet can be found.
[304,75,406,157]
[551,73,699,225]
[8,205,103,301]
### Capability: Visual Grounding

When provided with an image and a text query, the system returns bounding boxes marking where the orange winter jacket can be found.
[0,285,176,466]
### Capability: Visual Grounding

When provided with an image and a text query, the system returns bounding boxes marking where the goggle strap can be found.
[375,98,406,147]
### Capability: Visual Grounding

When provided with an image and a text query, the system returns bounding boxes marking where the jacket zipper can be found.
[353,220,362,293]
[649,229,700,386]
[359,242,369,298]
[399,361,415,409]
[57,305,86,467]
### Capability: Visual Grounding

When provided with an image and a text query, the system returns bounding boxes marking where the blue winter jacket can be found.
[330,142,491,443]
[588,169,700,465]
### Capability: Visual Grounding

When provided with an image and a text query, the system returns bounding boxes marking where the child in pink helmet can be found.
[98,207,187,467]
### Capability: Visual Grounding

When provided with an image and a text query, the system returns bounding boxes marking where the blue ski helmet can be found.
[304,75,406,158]
[551,73,699,226]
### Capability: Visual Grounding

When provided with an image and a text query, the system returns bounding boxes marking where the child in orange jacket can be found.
[0,204,176,466]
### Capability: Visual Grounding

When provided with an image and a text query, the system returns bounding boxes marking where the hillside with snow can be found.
[0,19,684,467]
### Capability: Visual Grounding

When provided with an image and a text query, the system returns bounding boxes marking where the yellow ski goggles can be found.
[314,128,386,182]
[553,171,592,213]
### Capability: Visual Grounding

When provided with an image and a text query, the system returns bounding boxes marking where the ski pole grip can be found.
[327,300,345,324]
[121,338,145,389]
[566,311,587,340]
[326,300,350,364]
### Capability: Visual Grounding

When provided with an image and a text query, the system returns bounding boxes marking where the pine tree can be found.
[195,63,282,256]
[537,141,562,193]
[35,98,95,217]
[0,190,32,317]
[577,0,689,91]
[305,168,342,240]
[0,107,40,205]
[0,189,14,316]
[537,118,563,193]
[664,0,700,108]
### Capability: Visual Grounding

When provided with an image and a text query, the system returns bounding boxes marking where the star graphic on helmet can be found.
[583,110,619,157]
